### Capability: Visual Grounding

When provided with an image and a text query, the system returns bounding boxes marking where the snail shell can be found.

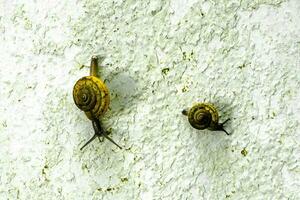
[183,103,230,135]
[73,76,109,120]
[73,57,110,120]
[187,103,219,130]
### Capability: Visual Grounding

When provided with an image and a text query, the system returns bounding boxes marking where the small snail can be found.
[73,56,122,150]
[182,103,230,135]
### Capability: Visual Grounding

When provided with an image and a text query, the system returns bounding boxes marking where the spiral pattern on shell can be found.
[187,103,219,130]
[73,76,110,120]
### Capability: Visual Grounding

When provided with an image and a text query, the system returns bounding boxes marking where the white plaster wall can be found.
[0,0,299,199]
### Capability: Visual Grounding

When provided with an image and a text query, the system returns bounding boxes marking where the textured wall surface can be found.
[0,0,299,199]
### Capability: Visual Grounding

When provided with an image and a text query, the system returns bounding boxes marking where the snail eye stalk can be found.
[221,118,230,125]
[80,133,97,151]
[80,116,122,151]
[216,118,231,135]
[92,118,122,150]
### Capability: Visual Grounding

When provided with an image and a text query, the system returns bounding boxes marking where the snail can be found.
[73,56,122,150]
[182,103,230,135]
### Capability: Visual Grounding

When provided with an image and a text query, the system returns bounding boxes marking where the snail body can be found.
[73,57,121,150]
[182,103,230,135]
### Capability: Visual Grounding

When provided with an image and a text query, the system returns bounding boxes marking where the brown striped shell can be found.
[187,103,219,130]
[73,76,110,120]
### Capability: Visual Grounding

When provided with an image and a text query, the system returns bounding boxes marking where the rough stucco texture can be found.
[0,0,300,199]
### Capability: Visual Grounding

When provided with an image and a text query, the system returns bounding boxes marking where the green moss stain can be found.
[182,85,188,93]
[161,68,170,75]
[183,52,187,60]
[42,164,50,182]
[238,63,246,69]
[241,148,248,157]
[182,51,194,61]
[121,177,128,182]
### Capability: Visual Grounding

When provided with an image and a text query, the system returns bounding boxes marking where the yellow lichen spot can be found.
[238,63,246,69]
[182,51,194,61]
[182,85,188,93]
[121,177,128,182]
[183,52,187,60]
[241,148,248,156]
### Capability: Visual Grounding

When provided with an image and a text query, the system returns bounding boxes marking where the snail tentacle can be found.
[80,133,97,151]
[80,118,122,150]
[101,131,123,149]
[214,118,230,135]
[93,118,122,149]
[221,118,230,125]
[222,128,230,135]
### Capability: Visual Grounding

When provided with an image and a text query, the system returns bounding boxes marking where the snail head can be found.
[80,115,122,151]
[214,118,230,135]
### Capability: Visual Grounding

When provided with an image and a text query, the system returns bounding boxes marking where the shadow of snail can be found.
[182,103,230,135]
[73,56,122,150]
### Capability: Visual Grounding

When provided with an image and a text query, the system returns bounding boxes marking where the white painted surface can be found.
[0,0,299,199]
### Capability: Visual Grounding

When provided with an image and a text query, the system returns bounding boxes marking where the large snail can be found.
[182,103,230,135]
[73,56,122,150]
